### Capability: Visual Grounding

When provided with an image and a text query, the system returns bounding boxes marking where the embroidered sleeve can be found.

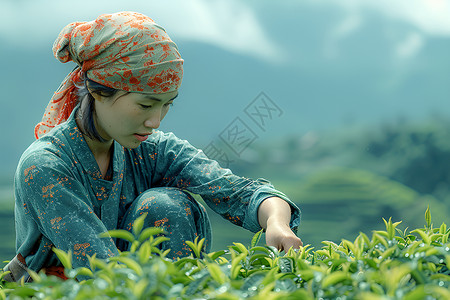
[147,132,301,233]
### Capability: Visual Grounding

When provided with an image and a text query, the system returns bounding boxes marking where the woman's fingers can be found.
[281,235,303,252]
[265,223,303,252]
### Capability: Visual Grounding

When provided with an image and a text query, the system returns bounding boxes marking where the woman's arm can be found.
[146,132,301,236]
[258,197,303,251]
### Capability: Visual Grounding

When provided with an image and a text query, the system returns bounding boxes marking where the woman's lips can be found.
[134,133,150,142]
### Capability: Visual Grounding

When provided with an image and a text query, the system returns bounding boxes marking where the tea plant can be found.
[1,208,449,299]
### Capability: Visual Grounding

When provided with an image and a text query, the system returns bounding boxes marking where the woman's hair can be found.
[76,73,119,141]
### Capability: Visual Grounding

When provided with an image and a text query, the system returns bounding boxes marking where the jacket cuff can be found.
[244,183,301,234]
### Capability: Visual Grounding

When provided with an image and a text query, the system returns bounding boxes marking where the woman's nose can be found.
[144,111,161,129]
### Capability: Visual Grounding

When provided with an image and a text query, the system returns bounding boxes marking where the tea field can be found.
[1,208,449,299]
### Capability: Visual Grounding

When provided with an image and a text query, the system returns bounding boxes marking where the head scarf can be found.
[35,11,183,139]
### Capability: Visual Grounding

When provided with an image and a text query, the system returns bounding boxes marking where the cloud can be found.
[376,0,450,36]
[324,14,363,58]
[0,0,284,63]
[161,0,286,62]
[325,0,450,36]
[303,0,447,61]
[395,32,425,60]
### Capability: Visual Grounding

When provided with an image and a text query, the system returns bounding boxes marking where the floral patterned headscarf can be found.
[35,11,184,139]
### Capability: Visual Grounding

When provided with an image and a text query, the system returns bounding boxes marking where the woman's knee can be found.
[119,187,212,254]
[134,187,199,217]
[127,187,210,231]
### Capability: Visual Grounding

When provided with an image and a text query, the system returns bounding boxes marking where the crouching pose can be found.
[4,11,301,282]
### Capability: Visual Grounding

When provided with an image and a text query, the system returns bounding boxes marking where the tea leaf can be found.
[27,269,41,283]
[233,242,249,255]
[359,232,371,248]
[100,230,135,243]
[134,278,149,299]
[261,267,280,286]
[8,286,37,297]
[404,285,450,299]
[87,253,98,271]
[132,213,148,237]
[89,255,108,272]
[161,249,171,258]
[372,232,389,248]
[108,256,143,276]
[207,250,226,261]
[130,240,140,253]
[425,205,431,230]
[230,253,247,279]
[380,246,397,261]
[206,263,226,285]
[0,270,11,281]
[321,271,351,288]
[138,241,151,264]
[342,239,355,257]
[241,272,265,292]
[75,267,94,279]
[249,255,271,267]
[151,236,170,247]
[442,232,449,244]
[197,238,205,256]
[52,248,72,270]
[138,227,167,242]
[411,229,431,245]
[249,246,271,255]
[186,238,201,258]
[251,229,264,248]
[278,257,295,273]
[316,249,331,258]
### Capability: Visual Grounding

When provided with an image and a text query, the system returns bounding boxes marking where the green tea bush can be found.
[1,208,449,299]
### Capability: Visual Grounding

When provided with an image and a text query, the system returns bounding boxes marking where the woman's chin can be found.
[115,138,142,149]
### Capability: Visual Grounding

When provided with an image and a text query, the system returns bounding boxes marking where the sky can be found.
[0,0,449,177]
[0,0,282,60]
[2,0,450,60]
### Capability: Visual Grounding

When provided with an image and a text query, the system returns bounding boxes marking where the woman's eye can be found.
[140,104,152,109]
[164,102,174,107]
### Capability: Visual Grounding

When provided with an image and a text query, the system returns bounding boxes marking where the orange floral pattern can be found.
[35,11,183,139]
[74,243,91,256]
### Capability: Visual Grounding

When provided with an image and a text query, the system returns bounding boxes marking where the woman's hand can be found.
[258,196,303,252]
[265,218,303,252]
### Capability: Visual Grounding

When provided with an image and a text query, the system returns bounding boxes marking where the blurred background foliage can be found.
[205,116,450,251]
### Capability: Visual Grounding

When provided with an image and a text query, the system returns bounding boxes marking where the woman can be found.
[4,11,301,282]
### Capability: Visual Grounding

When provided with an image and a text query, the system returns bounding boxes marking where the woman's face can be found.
[92,89,178,148]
